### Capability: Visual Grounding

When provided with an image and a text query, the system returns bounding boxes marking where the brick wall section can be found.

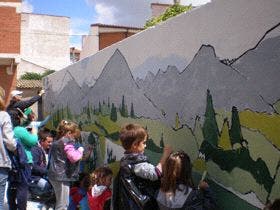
[0,65,17,105]
[0,6,21,53]
[99,32,135,50]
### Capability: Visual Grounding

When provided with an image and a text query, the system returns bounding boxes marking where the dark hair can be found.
[92,166,113,186]
[38,128,53,142]
[160,150,194,194]
[270,198,280,210]
[120,123,147,150]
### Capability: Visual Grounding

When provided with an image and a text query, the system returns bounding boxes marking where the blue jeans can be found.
[0,168,9,209]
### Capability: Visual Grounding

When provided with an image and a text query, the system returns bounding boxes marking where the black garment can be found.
[157,187,218,210]
[112,153,160,210]
[7,95,41,127]
[7,141,31,210]
[31,145,47,179]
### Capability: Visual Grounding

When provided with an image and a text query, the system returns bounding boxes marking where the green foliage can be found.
[120,95,128,117]
[110,103,117,122]
[20,72,42,80]
[146,138,163,153]
[230,106,243,146]
[20,70,55,80]
[41,70,55,78]
[160,132,164,148]
[145,3,192,28]
[202,89,219,146]
[130,103,135,118]
[201,140,274,193]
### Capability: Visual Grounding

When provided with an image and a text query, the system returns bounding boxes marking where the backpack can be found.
[7,140,31,184]
[112,168,159,210]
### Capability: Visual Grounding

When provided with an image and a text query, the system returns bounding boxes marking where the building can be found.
[0,0,70,104]
[70,47,81,63]
[80,23,143,59]
[0,0,21,103]
[19,13,70,78]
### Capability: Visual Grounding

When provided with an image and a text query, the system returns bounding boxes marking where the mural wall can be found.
[44,0,280,209]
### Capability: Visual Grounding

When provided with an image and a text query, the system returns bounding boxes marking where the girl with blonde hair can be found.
[48,120,84,210]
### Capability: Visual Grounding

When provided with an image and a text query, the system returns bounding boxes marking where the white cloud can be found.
[85,0,211,27]
[22,0,33,13]
[94,3,116,24]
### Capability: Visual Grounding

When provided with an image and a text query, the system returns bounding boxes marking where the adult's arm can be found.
[1,112,17,152]
[14,95,42,111]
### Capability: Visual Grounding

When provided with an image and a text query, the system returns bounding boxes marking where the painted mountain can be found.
[232,34,280,105]
[141,45,273,127]
[80,49,163,120]
[44,71,89,114]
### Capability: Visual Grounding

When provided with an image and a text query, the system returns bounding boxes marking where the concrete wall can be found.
[44,0,280,209]
[19,13,70,77]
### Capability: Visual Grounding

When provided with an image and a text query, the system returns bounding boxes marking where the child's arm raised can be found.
[156,145,172,173]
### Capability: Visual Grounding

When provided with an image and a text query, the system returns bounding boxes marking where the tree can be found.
[145,3,192,28]
[175,112,181,129]
[229,106,243,149]
[20,69,55,80]
[130,102,135,118]
[202,89,219,146]
[160,132,165,148]
[110,103,117,122]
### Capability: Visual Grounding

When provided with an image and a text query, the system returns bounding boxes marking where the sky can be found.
[22,0,211,49]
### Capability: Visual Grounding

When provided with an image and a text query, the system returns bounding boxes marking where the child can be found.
[156,150,217,210]
[89,166,113,210]
[48,120,84,210]
[23,107,51,134]
[113,123,172,210]
[69,173,93,210]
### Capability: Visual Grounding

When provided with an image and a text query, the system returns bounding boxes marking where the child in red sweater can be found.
[88,166,113,210]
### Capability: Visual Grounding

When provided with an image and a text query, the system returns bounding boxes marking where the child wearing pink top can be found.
[48,120,84,210]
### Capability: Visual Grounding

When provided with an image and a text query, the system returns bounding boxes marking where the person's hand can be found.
[198,180,209,190]
[162,145,172,160]
[38,89,45,96]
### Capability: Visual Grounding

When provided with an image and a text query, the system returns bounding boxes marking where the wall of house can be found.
[19,13,70,77]
[0,6,20,53]
[80,25,141,59]
[44,0,280,209]
[0,65,17,103]
[99,32,135,50]
[0,0,21,104]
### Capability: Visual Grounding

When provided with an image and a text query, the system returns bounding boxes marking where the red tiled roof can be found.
[91,23,143,30]
[17,80,43,89]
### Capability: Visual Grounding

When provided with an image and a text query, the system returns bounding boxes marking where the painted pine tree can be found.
[130,102,135,118]
[202,89,219,146]
[110,103,117,122]
[229,106,243,149]
[175,112,181,129]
